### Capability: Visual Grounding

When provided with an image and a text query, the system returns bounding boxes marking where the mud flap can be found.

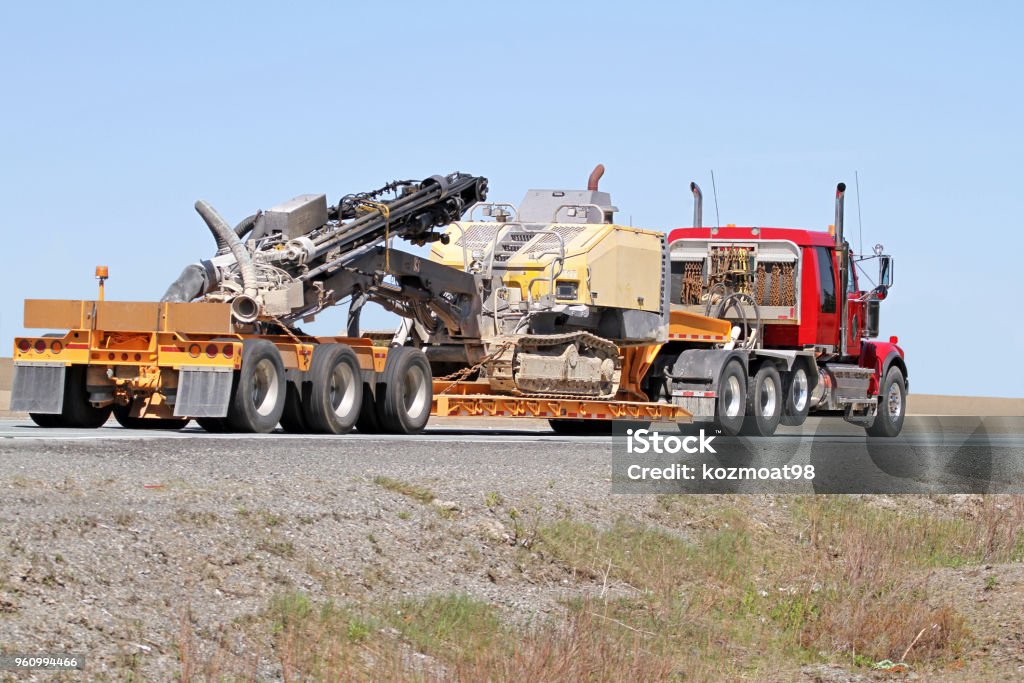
[174,366,233,418]
[10,362,66,414]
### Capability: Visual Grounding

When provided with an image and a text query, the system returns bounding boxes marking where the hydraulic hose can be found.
[160,263,208,303]
[195,200,258,300]
[234,213,259,240]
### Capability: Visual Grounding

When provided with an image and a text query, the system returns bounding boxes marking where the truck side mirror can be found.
[878,255,893,287]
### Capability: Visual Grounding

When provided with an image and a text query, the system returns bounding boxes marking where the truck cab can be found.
[664,183,907,437]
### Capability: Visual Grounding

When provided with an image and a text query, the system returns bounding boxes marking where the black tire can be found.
[715,360,747,436]
[740,364,783,436]
[376,347,432,435]
[356,387,383,434]
[196,417,229,433]
[59,365,112,428]
[29,412,65,428]
[112,403,189,430]
[866,365,906,438]
[225,339,286,433]
[780,364,812,427]
[549,419,612,435]
[278,377,309,433]
[303,344,363,435]
[550,419,650,435]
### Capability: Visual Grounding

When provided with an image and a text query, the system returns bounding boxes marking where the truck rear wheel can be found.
[304,344,363,435]
[715,360,747,436]
[780,365,811,427]
[866,366,906,437]
[740,364,782,436]
[112,403,189,430]
[225,340,286,433]
[376,347,432,435]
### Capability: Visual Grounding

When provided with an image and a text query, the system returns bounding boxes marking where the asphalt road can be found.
[2,416,1023,494]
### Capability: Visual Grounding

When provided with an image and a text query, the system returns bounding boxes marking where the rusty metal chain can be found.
[756,262,767,304]
[435,340,515,395]
[682,261,703,304]
[769,264,781,306]
[780,263,795,306]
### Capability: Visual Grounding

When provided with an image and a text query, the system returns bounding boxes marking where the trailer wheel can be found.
[866,365,906,438]
[197,417,229,433]
[715,360,747,436]
[304,344,363,435]
[780,365,811,427]
[376,347,432,435]
[50,365,112,428]
[549,419,611,435]
[278,379,309,433]
[29,412,65,428]
[356,388,382,433]
[225,339,286,433]
[740,364,782,436]
[112,403,189,430]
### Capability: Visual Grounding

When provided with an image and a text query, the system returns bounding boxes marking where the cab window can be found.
[815,247,836,313]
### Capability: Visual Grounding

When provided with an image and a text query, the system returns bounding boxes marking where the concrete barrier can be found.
[0,357,1020,417]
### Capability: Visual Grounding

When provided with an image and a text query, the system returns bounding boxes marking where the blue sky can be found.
[2,2,1021,397]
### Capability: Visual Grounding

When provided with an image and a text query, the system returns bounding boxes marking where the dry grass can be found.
[175,495,1024,681]
[372,476,436,504]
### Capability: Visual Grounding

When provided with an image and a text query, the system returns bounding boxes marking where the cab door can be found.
[813,246,840,348]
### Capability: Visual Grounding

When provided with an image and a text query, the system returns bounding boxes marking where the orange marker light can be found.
[95,265,109,301]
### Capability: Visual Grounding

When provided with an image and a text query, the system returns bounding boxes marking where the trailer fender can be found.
[668,349,748,391]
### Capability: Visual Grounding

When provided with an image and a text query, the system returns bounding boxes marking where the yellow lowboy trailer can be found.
[12,295,728,434]
[12,168,750,436]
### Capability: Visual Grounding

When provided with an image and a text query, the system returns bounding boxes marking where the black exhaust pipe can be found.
[690,182,703,228]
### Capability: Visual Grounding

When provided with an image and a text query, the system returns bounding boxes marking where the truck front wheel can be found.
[866,366,906,438]
[226,340,286,433]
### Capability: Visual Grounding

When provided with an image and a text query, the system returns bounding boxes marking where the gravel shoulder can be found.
[1,424,1022,681]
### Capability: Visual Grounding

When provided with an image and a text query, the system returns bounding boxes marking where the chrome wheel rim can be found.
[330,362,357,418]
[252,359,280,417]
[404,365,429,420]
[761,376,777,417]
[723,375,742,418]
[791,369,808,412]
[887,382,902,419]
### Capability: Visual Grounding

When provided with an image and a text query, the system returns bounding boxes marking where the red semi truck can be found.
[664,183,905,437]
